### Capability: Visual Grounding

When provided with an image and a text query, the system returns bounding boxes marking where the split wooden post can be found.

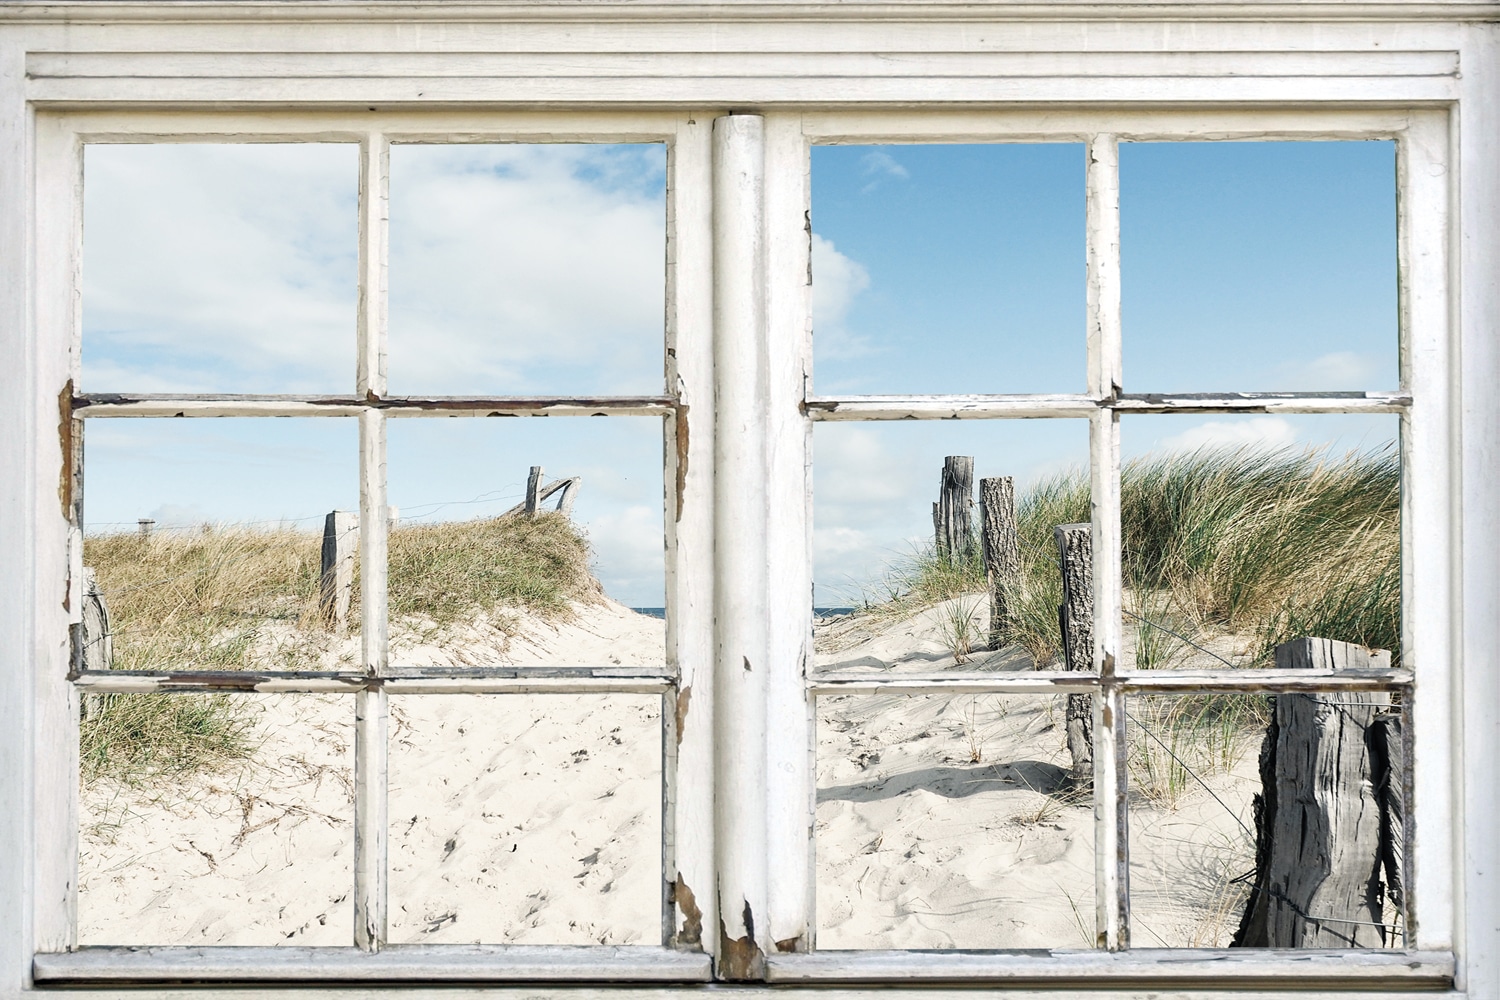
[525,465,544,517]
[1234,637,1402,948]
[1054,523,1095,783]
[979,476,1020,647]
[320,510,359,629]
[936,456,975,563]
[79,568,112,719]
[554,478,579,518]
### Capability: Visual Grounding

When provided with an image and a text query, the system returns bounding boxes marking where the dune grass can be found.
[80,511,596,785]
[862,444,1400,669]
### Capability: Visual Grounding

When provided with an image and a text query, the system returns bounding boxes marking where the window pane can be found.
[83,144,358,393]
[81,418,360,673]
[386,418,665,668]
[387,693,662,944]
[811,144,1085,395]
[78,693,353,945]
[817,693,1094,948]
[388,143,666,395]
[814,420,1089,674]
[1120,414,1400,671]
[1128,692,1407,949]
[1120,141,1398,393]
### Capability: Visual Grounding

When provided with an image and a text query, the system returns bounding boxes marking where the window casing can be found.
[0,8,1493,997]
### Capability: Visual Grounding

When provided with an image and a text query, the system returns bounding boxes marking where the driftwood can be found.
[1053,522,1094,783]
[319,510,359,629]
[935,456,975,563]
[1234,637,1403,948]
[979,476,1020,648]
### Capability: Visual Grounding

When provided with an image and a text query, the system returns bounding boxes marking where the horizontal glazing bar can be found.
[809,668,1410,695]
[72,393,678,418]
[764,949,1452,987]
[1117,668,1412,691]
[71,665,676,694]
[33,945,713,983]
[805,391,1410,421]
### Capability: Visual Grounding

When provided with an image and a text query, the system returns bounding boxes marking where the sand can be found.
[79,594,1259,950]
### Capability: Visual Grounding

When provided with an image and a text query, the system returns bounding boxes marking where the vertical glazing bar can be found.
[711,112,769,980]
[354,131,390,953]
[1086,133,1127,950]
[357,132,389,398]
[664,114,718,955]
[764,112,815,954]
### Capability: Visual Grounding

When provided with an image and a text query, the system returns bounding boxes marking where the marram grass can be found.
[870,443,1401,669]
[80,511,597,786]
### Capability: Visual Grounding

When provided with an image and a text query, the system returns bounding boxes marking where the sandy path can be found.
[78,599,666,947]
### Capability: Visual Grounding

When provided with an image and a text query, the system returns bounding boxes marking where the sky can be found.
[81,139,1397,607]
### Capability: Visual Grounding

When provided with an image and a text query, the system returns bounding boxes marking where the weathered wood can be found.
[500,476,580,518]
[1054,522,1095,783]
[979,476,1019,647]
[1371,709,1406,913]
[935,456,974,562]
[79,568,111,720]
[136,518,153,538]
[802,391,1411,422]
[524,465,544,516]
[1235,637,1399,948]
[319,510,359,630]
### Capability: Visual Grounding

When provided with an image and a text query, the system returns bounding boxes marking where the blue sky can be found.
[81,139,1397,606]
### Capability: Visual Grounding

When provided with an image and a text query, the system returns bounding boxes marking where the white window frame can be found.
[1,5,1497,998]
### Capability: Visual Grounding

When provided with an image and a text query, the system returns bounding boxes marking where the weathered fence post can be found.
[525,465,544,517]
[1233,637,1403,948]
[320,510,359,629]
[554,477,580,518]
[1054,522,1095,783]
[137,518,154,538]
[980,476,1020,647]
[79,567,112,719]
[936,456,975,563]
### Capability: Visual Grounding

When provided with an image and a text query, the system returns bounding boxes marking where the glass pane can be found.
[811,144,1085,395]
[813,420,1089,674]
[386,418,666,668]
[83,143,358,393]
[81,418,360,672]
[1120,141,1398,393]
[1128,693,1406,948]
[78,693,354,945]
[388,143,666,395]
[1120,414,1400,670]
[387,693,662,944]
[817,693,1094,948]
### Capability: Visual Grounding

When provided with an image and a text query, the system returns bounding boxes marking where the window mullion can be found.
[354,130,391,954]
[1086,132,1128,951]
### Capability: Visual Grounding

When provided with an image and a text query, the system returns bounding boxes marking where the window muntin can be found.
[38,107,1452,983]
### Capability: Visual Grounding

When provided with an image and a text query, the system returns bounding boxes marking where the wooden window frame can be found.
[1,6,1497,998]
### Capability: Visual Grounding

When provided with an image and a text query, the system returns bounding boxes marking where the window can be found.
[2,9,1496,998]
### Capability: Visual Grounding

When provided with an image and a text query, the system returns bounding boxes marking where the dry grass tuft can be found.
[81,512,598,786]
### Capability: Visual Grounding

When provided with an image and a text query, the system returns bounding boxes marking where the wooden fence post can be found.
[79,567,112,719]
[525,465,544,517]
[1054,522,1094,783]
[320,510,359,629]
[980,476,1020,647]
[555,478,580,518]
[136,518,154,538]
[1233,637,1402,948]
[936,456,975,563]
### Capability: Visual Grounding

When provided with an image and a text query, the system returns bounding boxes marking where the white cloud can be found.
[859,150,910,193]
[1276,351,1382,390]
[584,504,665,606]
[1155,417,1299,454]
[387,144,666,393]
[83,143,359,393]
[810,234,873,360]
